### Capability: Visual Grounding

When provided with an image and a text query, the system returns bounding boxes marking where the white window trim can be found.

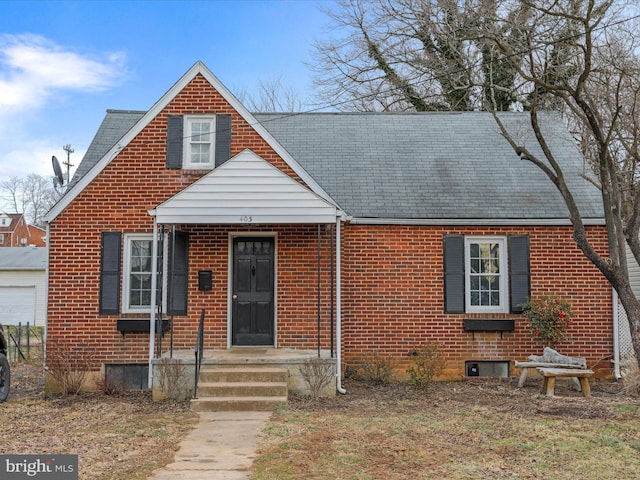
[0,233,4,244]
[183,115,216,169]
[122,234,168,314]
[464,236,509,314]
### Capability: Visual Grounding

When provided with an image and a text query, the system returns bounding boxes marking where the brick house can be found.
[0,213,32,247]
[26,225,46,247]
[44,62,612,396]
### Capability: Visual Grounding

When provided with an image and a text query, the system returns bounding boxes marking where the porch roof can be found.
[150,150,338,224]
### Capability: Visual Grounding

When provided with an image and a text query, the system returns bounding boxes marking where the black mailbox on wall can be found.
[198,270,212,291]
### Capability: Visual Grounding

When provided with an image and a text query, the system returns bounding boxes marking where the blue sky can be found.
[0,0,336,184]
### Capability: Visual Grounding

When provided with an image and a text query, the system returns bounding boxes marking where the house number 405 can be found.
[240,216,253,224]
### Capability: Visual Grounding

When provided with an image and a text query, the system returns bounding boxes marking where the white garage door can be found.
[0,286,36,326]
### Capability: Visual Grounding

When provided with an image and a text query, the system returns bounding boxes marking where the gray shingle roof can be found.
[69,109,146,189]
[0,247,47,270]
[254,111,603,220]
[71,109,603,221]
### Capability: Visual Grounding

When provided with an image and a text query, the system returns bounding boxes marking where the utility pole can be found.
[62,144,74,183]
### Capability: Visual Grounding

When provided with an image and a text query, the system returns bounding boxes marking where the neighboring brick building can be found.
[44,62,612,391]
[26,225,46,247]
[0,213,45,248]
[0,213,30,247]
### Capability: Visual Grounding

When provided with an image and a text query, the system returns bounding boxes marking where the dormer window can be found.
[166,114,231,170]
[183,116,215,169]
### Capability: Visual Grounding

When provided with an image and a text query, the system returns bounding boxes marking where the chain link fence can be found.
[2,323,43,364]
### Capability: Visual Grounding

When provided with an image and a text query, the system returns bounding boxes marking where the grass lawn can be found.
[252,378,640,480]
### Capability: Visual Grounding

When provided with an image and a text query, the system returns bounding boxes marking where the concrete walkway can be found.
[147,411,271,480]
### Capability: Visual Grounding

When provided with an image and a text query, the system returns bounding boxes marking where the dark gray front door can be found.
[232,237,274,346]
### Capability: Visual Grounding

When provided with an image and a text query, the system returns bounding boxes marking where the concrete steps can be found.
[191,366,288,412]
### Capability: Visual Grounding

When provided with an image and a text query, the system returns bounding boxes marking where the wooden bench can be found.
[537,368,594,397]
[514,361,586,388]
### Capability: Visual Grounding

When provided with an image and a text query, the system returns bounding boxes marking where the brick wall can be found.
[339,224,612,379]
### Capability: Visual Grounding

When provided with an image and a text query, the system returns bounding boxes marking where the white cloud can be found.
[0,35,124,190]
[0,34,125,111]
[0,142,84,179]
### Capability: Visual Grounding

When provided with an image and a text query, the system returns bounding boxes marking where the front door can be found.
[232,237,275,346]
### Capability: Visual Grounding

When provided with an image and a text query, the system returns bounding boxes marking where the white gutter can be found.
[348,217,606,226]
[612,288,621,379]
[148,216,159,388]
[336,215,346,394]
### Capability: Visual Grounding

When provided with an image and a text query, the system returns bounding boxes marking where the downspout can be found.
[44,222,50,366]
[317,224,321,358]
[612,287,621,379]
[336,214,346,394]
[148,215,159,389]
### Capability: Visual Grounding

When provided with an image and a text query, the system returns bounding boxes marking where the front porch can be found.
[145,150,346,401]
[151,348,337,406]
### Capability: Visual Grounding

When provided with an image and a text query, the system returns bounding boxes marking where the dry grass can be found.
[253,378,640,480]
[0,361,197,480]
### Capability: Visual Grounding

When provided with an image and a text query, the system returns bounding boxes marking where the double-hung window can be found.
[465,237,507,313]
[183,116,215,169]
[123,234,153,313]
[99,231,188,316]
[444,234,529,314]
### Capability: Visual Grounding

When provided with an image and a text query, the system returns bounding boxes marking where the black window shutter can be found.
[215,114,232,167]
[509,235,530,313]
[100,232,121,315]
[444,235,465,314]
[166,115,183,169]
[168,231,189,315]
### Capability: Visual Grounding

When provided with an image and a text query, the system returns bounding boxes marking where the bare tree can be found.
[480,0,640,365]
[235,75,307,112]
[311,0,531,111]
[1,174,60,226]
[315,0,640,365]
[1,176,26,214]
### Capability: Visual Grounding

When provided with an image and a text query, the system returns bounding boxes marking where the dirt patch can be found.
[0,362,197,480]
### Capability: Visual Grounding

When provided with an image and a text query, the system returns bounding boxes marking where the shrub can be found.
[407,344,446,390]
[46,339,95,395]
[95,372,125,396]
[522,295,573,347]
[157,357,188,401]
[300,358,335,399]
[621,356,640,396]
[359,351,396,384]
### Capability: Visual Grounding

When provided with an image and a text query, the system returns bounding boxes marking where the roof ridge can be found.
[106,109,148,114]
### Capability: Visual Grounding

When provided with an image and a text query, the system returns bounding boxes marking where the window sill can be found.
[117,318,170,336]
[463,319,515,339]
[181,168,213,175]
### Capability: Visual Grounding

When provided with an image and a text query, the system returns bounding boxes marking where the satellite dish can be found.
[52,156,64,186]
